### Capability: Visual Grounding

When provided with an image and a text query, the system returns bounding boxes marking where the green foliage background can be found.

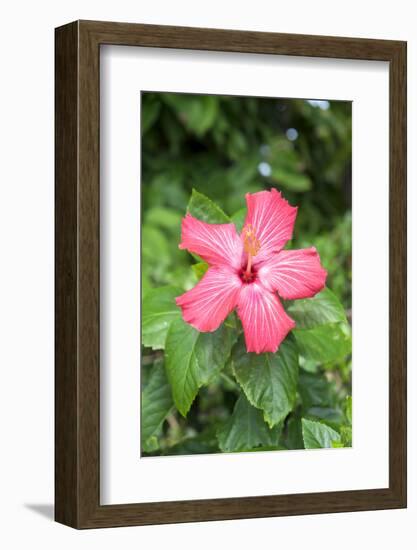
[141,92,352,456]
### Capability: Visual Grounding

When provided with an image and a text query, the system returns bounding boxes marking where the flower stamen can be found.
[243,224,261,257]
[242,224,260,279]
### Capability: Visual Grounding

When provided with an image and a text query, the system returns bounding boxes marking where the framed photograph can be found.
[55,20,406,528]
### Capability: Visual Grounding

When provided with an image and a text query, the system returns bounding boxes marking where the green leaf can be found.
[299,356,319,373]
[191,262,208,280]
[217,394,281,452]
[245,444,287,452]
[284,415,304,450]
[298,371,335,409]
[163,94,218,136]
[141,360,173,452]
[340,425,352,447]
[164,437,217,456]
[142,224,170,258]
[231,338,299,428]
[230,208,246,233]
[145,206,182,231]
[265,137,312,192]
[142,286,182,350]
[345,396,352,425]
[141,96,161,134]
[163,427,219,456]
[187,189,230,224]
[301,418,341,449]
[306,407,345,427]
[272,168,312,192]
[286,287,347,330]
[141,274,152,298]
[224,312,237,330]
[293,322,351,363]
[165,318,234,416]
[142,225,170,282]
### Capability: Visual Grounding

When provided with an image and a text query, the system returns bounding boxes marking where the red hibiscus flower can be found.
[176,188,327,353]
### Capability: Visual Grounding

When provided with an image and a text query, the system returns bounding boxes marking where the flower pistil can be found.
[242,224,260,282]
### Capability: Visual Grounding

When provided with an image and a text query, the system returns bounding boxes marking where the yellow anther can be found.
[243,224,260,257]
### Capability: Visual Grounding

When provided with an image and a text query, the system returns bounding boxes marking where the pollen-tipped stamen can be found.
[242,224,260,279]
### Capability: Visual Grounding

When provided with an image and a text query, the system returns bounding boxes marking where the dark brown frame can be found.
[55,20,407,529]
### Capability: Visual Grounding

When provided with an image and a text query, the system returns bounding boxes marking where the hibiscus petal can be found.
[257,247,327,299]
[237,282,295,354]
[243,188,298,264]
[179,213,243,270]
[176,267,242,332]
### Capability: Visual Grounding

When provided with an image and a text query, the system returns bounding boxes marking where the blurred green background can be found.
[141,92,352,456]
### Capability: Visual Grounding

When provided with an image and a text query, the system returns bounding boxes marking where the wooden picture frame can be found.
[55,20,407,528]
